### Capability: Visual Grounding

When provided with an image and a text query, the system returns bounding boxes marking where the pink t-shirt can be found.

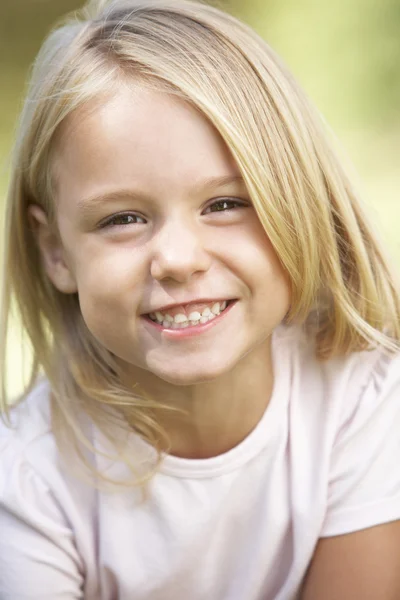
[1,325,400,599]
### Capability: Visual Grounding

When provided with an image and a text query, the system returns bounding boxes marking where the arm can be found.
[301,521,400,600]
[300,351,400,599]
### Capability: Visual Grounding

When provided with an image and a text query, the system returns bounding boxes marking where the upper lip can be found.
[143,298,234,315]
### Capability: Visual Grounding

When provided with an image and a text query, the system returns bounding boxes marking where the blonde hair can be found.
[1,0,399,485]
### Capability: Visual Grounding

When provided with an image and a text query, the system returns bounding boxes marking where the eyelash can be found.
[99,198,248,228]
[203,198,247,214]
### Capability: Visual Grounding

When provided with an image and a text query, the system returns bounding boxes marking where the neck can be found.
[123,338,275,459]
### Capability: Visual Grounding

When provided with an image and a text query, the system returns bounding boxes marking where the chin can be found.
[152,364,230,386]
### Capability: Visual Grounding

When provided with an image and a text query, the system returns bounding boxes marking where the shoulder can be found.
[273,325,400,540]
[0,382,89,598]
[0,378,54,464]
[0,378,96,538]
[0,379,58,499]
[275,324,400,420]
[0,379,96,489]
[274,324,400,490]
[0,378,92,503]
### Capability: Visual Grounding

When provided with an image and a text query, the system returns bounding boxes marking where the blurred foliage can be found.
[0,0,82,145]
[0,0,398,398]
[1,0,399,133]
[227,0,400,130]
[0,0,399,253]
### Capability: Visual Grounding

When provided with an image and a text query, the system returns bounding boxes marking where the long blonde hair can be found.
[1,0,399,485]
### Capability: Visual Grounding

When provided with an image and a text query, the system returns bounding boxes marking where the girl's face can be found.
[45,84,290,385]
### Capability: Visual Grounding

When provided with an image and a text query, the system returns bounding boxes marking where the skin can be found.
[30,82,291,458]
[30,82,400,594]
[300,521,400,599]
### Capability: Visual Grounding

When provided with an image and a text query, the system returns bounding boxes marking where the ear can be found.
[28,204,78,294]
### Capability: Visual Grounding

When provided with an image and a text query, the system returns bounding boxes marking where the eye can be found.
[203,198,248,214]
[99,212,146,228]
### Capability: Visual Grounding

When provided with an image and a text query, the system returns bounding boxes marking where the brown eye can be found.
[101,213,146,228]
[203,198,247,214]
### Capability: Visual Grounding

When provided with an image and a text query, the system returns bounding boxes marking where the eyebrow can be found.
[76,174,246,213]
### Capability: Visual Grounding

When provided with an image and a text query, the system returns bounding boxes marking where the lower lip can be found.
[142,300,237,339]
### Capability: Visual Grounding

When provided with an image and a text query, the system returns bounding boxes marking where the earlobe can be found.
[28,204,78,294]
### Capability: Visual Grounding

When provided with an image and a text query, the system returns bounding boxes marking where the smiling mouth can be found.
[146,299,234,329]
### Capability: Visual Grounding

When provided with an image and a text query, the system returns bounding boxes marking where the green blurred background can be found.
[1,0,399,397]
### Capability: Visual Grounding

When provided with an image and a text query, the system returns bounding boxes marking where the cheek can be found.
[69,244,145,326]
[230,221,289,284]
[71,240,142,292]
[245,226,291,312]
[75,275,142,358]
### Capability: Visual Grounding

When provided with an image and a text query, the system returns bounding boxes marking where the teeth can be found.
[211,302,220,315]
[174,313,188,324]
[188,311,201,321]
[150,300,231,326]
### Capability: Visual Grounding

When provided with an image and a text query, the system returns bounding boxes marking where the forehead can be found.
[52,84,240,205]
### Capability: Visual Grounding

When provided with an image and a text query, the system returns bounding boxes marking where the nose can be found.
[150,217,211,283]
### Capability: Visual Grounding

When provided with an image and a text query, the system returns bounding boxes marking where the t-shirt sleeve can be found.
[0,437,84,599]
[321,351,400,537]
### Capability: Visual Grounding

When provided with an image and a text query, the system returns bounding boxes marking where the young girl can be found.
[1,0,400,598]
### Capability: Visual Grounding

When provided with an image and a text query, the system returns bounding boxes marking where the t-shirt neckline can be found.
[158,326,291,479]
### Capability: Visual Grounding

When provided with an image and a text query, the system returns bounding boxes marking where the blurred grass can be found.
[228,0,400,259]
[1,0,399,398]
